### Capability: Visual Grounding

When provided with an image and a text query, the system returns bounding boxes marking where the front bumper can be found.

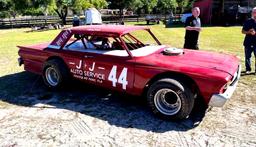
[208,65,241,107]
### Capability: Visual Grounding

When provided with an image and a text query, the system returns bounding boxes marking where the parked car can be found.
[18,25,241,120]
[145,15,160,25]
[181,13,192,23]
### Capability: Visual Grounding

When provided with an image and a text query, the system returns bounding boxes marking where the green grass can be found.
[0,28,59,75]
[0,23,255,100]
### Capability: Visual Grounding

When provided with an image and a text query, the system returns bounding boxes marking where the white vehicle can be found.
[85,8,102,25]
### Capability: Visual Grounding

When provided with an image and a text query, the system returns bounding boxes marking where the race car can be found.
[18,25,241,120]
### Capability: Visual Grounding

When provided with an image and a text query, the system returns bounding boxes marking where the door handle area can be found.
[84,55,94,58]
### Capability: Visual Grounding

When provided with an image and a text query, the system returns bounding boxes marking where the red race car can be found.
[18,25,241,120]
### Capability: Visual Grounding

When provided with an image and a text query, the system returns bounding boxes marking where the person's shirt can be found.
[184,16,201,41]
[242,18,256,47]
[72,17,80,27]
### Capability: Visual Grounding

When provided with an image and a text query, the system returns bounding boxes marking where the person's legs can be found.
[245,46,253,72]
[184,40,198,50]
[184,40,190,49]
[253,45,256,73]
[195,43,199,50]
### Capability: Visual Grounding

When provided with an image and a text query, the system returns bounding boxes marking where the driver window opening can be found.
[64,34,129,57]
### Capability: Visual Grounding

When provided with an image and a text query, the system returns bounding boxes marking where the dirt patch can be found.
[0,72,255,146]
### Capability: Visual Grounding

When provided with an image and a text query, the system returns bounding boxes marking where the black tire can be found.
[42,59,69,89]
[147,78,194,120]
[157,20,160,24]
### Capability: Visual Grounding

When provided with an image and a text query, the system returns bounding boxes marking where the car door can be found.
[60,50,86,80]
[82,52,135,93]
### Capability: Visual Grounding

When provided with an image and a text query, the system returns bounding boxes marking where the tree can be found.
[108,0,158,18]
[0,0,33,18]
[1,0,108,23]
[33,0,57,16]
[176,0,194,13]
[108,0,133,19]
[0,0,57,18]
[157,0,177,18]
[72,0,92,14]
[53,0,72,25]
[55,0,107,25]
[72,0,107,14]
[0,0,11,18]
[91,0,108,9]
[129,0,144,16]
[140,0,158,14]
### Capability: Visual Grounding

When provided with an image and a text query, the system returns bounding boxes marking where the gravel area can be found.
[0,73,255,146]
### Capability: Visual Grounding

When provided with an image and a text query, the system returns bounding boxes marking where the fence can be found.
[0,15,182,29]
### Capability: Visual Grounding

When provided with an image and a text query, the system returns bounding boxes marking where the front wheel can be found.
[147,78,194,120]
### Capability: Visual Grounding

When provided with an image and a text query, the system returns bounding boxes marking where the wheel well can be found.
[44,56,68,70]
[143,72,201,99]
[46,56,64,63]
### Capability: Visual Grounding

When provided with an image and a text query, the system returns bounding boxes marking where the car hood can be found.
[136,46,239,76]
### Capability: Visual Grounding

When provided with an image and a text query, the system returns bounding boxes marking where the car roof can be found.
[69,25,150,36]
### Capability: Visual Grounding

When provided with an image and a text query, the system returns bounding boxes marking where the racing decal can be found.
[89,62,95,71]
[108,65,128,90]
[76,60,82,69]
[70,60,105,84]
[84,62,105,83]
[48,29,72,49]
[70,61,128,90]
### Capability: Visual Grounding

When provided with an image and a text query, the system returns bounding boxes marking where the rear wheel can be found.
[43,59,69,89]
[147,78,194,120]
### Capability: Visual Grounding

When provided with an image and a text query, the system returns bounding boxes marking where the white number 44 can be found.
[108,65,128,90]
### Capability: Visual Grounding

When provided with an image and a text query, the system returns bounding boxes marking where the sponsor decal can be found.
[70,60,128,90]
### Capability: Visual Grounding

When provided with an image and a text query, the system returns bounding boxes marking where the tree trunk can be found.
[62,17,66,25]
[55,7,68,25]
[119,8,123,23]
[63,6,68,25]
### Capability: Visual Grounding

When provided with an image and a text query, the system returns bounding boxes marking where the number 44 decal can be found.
[108,65,128,90]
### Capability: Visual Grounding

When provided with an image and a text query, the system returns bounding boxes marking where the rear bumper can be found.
[18,57,24,66]
[208,65,241,107]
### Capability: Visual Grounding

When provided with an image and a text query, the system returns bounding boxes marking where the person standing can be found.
[242,7,256,74]
[184,7,201,50]
[72,15,80,27]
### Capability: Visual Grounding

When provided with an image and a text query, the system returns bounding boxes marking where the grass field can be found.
[0,23,256,146]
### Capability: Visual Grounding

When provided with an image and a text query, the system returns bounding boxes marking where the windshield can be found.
[121,30,160,50]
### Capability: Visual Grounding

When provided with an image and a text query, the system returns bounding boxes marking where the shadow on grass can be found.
[134,23,156,26]
[0,71,207,133]
[241,71,256,76]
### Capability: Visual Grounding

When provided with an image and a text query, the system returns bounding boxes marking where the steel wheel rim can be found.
[45,67,59,86]
[154,88,182,115]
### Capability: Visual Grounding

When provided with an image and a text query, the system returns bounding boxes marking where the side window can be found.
[64,34,89,52]
[89,36,123,50]
[64,34,129,57]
